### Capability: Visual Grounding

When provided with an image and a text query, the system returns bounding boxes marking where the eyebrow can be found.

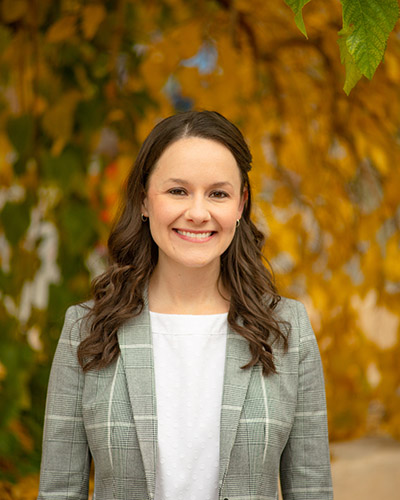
[164,178,234,189]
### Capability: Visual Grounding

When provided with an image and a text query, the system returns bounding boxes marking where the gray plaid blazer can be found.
[38,295,333,500]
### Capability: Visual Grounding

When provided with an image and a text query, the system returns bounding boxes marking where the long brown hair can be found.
[78,110,289,375]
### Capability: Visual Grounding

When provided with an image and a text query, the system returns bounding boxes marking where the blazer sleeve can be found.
[37,305,91,500]
[279,302,333,500]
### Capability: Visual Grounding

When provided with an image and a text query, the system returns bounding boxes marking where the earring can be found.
[141,214,148,222]
[236,219,240,227]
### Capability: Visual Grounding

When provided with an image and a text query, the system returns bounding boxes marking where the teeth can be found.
[176,230,213,239]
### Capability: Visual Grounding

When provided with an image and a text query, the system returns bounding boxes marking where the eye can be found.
[210,190,229,199]
[168,188,187,196]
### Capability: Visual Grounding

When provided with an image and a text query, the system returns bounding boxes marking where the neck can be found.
[147,260,230,314]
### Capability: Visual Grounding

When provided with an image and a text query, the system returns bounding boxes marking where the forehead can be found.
[150,137,241,183]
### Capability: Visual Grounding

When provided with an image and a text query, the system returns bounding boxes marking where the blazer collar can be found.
[117,286,253,499]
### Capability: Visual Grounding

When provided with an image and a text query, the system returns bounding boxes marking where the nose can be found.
[184,195,211,223]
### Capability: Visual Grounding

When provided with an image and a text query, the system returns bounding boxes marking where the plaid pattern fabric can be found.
[38,296,333,500]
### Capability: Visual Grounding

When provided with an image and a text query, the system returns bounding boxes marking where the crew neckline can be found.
[149,310,228,316]
[149,310,228,335]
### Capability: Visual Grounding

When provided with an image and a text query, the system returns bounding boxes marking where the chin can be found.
[178,257,217,269]
[181,261,212,269]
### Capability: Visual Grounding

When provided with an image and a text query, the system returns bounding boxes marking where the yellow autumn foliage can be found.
[46,15,78,43]
[95,0,400,442]
[81,4,106,40]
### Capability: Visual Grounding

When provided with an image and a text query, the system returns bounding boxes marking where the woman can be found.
[38,110,333,500]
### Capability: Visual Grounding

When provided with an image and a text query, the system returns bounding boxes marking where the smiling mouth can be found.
[173,229,215,239]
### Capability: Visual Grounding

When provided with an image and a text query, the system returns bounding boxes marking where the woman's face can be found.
[142,136,247,272]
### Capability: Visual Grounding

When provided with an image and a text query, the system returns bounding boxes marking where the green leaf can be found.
[40,146,88,196]
[340,0,399,80]
[338,26,363,95]
[0,200,31,246]
[0,25,12,55]
[76,97,106,133]
[41,147,82,183]
[283,0,312,37]
[0,327,34,428]
[6,114,34,157]
[58,201,99,255]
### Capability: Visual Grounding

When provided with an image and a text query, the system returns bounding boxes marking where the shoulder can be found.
[66,300,93,316]
[273,297,318,353]
[61,300,94,341]
[64,300,93,322]
[274,296,308,327]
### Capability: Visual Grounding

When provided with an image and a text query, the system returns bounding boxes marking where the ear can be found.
[141,195,149,217]
[238,187,248,216]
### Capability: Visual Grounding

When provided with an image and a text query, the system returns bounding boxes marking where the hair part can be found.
[78,110,289,375]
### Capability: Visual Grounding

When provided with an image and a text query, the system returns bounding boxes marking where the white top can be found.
[150,311,228,500]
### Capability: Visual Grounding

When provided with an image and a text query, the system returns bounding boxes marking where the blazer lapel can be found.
[219,323,253,487]
[117,292,158,500]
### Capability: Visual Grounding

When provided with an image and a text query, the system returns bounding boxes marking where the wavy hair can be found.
[78,110,289,375]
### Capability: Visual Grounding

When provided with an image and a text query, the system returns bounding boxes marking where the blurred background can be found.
[0,0,399,498]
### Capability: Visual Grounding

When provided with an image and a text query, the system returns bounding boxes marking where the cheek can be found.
[218,207,240,230]
[148,198,175,219]
[148,199,180,232]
